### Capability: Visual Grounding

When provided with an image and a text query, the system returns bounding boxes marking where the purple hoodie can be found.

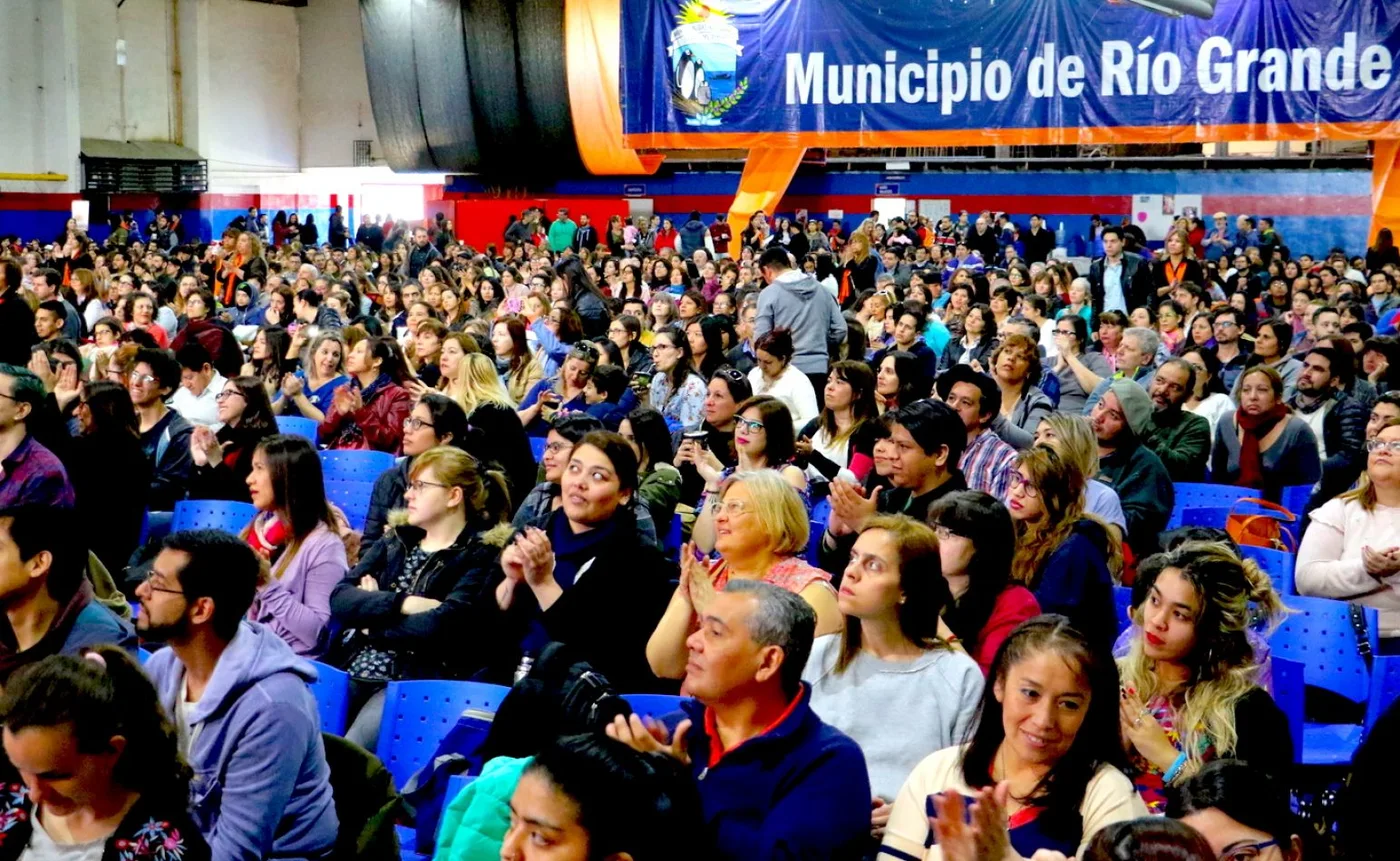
[249,522,347,655]
[146,621,338,860]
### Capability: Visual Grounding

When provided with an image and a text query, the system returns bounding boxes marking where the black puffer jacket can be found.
[328,522,508,680]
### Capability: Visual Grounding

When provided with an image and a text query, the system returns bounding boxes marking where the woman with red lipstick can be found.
[880,616,1146,860]
[1007,447,1120,654]
[1117,542,1290,814]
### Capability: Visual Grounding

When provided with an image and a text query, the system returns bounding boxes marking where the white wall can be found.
[203,0,300,185]
[78,0,176,142]
[0,0,81,192]
[298,0,379,168]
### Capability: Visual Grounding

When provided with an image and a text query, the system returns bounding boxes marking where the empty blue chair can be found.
[309,661,351,736]
[276,415,319,444]
[624,694,689,718]
[1271,657,1305,763]
[1268,596,1379,765]
[1279,484,1314,517]
[1241,545,1296,595]
[324,480,378,532]
[169,500,258,535]
[319,449,397,484]
[1113,585,1135,637]
[375,680,510,789]
[529,436,549,463]
[1167,483,1254,530]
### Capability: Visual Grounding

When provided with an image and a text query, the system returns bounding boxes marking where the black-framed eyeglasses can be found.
[215,389,243,402]
[735,417,765,433]
[0,391,16,404]
[141,570,185,597]
[403,416,436,432]
[407,478,448,493]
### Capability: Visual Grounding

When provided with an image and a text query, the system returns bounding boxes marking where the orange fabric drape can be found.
[1372,139,1400,244]
[564,0,663,176]
[727,147,807,231]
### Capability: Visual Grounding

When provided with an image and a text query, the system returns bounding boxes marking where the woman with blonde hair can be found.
[1007,446,1122,652]
[434,331,480,392]
[1152,227,1205,300]
[646,469,841,680]
[450,352,535,504]
[1118,541,1291,813]
[841,230,877,302]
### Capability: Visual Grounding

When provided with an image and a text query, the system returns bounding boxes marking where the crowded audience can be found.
[0,203,1392,858]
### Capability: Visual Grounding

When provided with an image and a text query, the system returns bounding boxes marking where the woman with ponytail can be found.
[0,647,209,860]
[329,446,514,748]
[1117,541,1292,814]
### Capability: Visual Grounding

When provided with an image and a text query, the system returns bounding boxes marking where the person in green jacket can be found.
[620,408,684,535]
[1090,379,1175,561]
[547,208,578,253]
[1143,359,1212,483]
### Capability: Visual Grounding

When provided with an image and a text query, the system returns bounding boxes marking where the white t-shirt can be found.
[20,815,106,861]
[878,744,1147,861]
[169,370,226,431]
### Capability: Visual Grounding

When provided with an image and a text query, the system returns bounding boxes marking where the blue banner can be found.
[620,0,1400,147]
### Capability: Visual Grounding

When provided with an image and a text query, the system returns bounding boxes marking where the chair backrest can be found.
[806,498,832,567]
[1270,657,1305,763]
[622,694,689,718]
[663,513,683,559]
[529,436,548,463]
[1268,596,1379,704]
[169,500,259,535]
[1279,484,1314,518]
[276,415,319,444]
[1167,483,1254,530]
[1179,507,1232,529]
[1241,545,1296,596]
[1364,655,1400,734]
[319,450,397,484]
[324,480,378,532]
[1113,585,1135,638]
[375,680,511,788]
[308,661,351,736]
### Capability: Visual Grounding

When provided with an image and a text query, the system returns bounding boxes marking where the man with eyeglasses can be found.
[1211,308,1252,393]
[0,365,74,509]
[130,347,194,511]
[1143,359,1211,483]
[1291,346,1368,509]
[0,505,135,686]
[1090,379,1173,561]
[138,529,338,860]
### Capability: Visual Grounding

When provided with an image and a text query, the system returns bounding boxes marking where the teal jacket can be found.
[433,756,533,861]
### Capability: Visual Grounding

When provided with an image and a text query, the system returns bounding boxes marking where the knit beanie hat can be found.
[1107,379,1152,438]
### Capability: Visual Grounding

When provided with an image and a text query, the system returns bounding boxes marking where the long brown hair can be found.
[1010,447,1122,586]
[835,515,948,673]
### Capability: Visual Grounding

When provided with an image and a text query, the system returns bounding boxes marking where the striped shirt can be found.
[959,429,1017,501]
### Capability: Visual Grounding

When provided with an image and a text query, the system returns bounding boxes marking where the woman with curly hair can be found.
[1118,542,1291,813]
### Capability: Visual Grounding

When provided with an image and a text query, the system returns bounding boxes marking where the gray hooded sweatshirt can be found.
[753,269,847,374]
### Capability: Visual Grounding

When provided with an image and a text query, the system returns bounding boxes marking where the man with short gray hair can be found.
[607,580,871,860]
[1082,325,1159,414]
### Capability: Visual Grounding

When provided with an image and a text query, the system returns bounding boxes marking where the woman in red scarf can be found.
[1210,364,1321,501]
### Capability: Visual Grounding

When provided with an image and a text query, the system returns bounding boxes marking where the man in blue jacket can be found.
[608,580,871,860]
[137,529,338,861]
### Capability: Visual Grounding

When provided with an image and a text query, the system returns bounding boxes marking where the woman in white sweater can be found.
[747,328,819,432]
[1297,419,1400,645]
[804,515,983,841]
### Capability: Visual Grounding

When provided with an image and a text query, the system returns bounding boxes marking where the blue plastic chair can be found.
[663,513,683,560]
[1113,585,1135,638]
[1364,654,1400,733]
[1280,484,1314,517]
[308,661,351,736]
[1271,657,1305,763]
[138,647,154,665]
[324,480,377,532]
[806,498,831,566]
[375,680,510,789]
[624,694,690,718]
[319,450,397,484]
[1241,545,1296,596]
[529,436,549,463]
[1268,596,1380,765]
[276,416,319,444]
[1166,483,1254,530]
[169,500,258,535]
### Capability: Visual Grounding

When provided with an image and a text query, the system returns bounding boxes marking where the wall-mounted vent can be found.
[353,140,375,167]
